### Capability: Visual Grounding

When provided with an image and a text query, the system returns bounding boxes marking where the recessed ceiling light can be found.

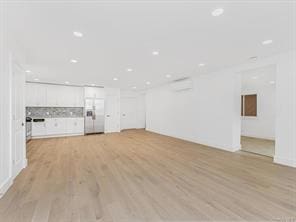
[34,78,39,81]
[165,74,172,78]
[199,63,205,67]
[132,86,137,89]
[126,68,133,72]
[262,39,273,45]
[113,77,118,81]
[70,59,78,63]
[73,31,83,37]
[152,51,159,55]
[269,80,275,84]
[248,56,258,61]
[252,76,258,79]
[65,81,70,84]
[25,70,31,73]
[146,81,151,85]
[212,8,224,16]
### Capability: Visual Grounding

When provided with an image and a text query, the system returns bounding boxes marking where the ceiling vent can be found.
[169,77,193,91]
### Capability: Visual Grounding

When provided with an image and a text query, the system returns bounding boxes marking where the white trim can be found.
[23,158,28,169]
[32,133,84,139]
[0,177,13,199]
[274,156,296,168]
[8,52,13,188]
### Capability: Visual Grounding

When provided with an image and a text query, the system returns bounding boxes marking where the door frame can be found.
[239,64,277,159]
[10,54,27,180]
[120,96,138,130]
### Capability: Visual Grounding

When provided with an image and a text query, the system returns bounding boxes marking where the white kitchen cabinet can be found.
[47,85,84,107]
[46,118,66,135]
[59,86,73,107]
[32,121,47,136]
[74,87,84,107]
[84,87,105,99]
[26,83,84,107]
[46,85,60,107]
[46,85,70,107]
[66,118,84,134]
[32,118,84,138]
[26,83,47,107]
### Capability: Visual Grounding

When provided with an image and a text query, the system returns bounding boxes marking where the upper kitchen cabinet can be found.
[47,84,84,107]
[26,83,84,107]
[46,84,61,107]
[84,87,105,99]
[74,87,84,107]
[26,82,47,107]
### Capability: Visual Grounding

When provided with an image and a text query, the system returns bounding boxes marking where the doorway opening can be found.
[240,65,276,157]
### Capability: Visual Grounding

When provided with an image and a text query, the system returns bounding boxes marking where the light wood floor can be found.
[0,130,295,222]
[241,136,275,157]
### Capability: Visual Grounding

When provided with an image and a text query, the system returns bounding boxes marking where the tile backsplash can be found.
[26,107,84,118]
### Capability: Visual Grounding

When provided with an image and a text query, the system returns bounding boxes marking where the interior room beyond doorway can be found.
[240,65,276,157]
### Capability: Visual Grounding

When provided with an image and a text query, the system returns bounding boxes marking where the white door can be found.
[120,97,137,130]
[105,95,120,133]
[11,61,26,178]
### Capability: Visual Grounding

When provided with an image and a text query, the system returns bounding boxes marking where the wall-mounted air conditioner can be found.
[169,77,193,91]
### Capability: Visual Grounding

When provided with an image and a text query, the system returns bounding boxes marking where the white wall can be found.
[0,5,12,196]
[231,51,296,167]
[274,51,296,167]
[241,66,276,140]
[0,3,27,197]
[146,51,296,168]
[146,72,241,152]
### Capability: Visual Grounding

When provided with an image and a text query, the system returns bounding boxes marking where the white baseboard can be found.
[274,156,296,168]
[32,133,84,139]
[23,158,28,168]
[0,157,28,199]
[0,177,13,199]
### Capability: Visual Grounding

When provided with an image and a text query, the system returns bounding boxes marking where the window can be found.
[241,94,257,117]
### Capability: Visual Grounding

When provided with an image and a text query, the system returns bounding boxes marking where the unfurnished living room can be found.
[0,1,296,222]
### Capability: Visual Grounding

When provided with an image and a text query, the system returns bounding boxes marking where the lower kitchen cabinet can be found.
[66,118,84,134]
[46,118,67,136]
[32,121,47,136]
[32,118,84,138]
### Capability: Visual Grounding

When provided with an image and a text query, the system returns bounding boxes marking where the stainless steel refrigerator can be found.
[84,98,105,134]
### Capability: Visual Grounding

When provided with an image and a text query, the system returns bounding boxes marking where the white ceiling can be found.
[5,1,296,90]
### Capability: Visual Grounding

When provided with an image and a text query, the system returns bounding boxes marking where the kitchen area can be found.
[25,82,145,142]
